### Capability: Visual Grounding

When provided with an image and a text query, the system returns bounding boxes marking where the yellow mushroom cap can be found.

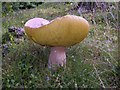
[24,15,89,46]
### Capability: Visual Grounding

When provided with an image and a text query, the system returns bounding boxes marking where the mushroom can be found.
[24,15,89,69]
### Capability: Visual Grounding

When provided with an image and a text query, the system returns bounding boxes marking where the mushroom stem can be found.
[48,47,66,69]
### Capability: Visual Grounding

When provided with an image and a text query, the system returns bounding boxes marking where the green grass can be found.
[2,2,118,88]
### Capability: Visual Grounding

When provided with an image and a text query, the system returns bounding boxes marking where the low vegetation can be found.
[2,2,119,88]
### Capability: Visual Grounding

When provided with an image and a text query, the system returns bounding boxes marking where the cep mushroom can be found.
[24,15,89,69]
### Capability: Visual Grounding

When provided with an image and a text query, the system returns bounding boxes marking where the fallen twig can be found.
[93,63,105,88]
